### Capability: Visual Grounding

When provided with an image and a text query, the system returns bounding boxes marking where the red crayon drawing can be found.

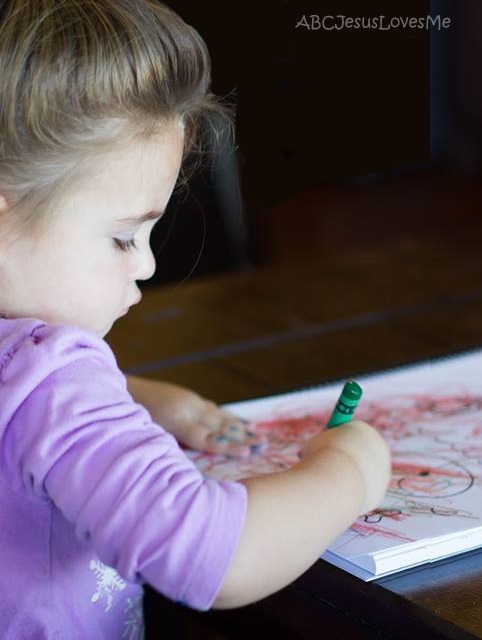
[187,389,482,548]
[189,355,482,577]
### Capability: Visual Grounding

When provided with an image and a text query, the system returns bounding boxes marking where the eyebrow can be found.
[117,210,165,226]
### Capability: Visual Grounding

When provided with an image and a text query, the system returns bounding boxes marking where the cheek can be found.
[96,266,126,292]
[75,248,125,296]
[89,242,125,274]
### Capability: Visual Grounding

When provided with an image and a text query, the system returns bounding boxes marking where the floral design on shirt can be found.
[89,559,127,612]
[123,594,145,640]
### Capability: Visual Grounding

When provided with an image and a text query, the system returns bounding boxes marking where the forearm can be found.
[126,375,175,413]
[214,447,366,609]
[126,376,164,413]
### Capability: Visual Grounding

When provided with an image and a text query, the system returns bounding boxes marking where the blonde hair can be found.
[0,0,232,236]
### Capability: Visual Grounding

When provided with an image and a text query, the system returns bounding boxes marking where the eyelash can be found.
[113,237,138,253]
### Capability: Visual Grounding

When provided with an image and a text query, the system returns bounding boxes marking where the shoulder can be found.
[1,316,115,362]
[0,317,121,394]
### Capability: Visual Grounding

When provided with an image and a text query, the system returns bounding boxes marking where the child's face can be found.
[0,125,184,337]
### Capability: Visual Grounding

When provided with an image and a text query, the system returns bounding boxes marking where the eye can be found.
[113,237,137,253]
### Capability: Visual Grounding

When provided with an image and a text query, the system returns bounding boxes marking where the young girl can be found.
[0,1,391,637]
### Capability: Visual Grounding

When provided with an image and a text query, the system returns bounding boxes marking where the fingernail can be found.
[218,433,244,444]
[225,427,243,443]
[228,425,241,433]
[250,443,267,454]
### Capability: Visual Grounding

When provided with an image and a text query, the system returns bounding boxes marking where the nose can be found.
[131,243,156,282]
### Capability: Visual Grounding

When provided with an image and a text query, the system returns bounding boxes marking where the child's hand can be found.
[126,376,264,457]
[158,388,264,458]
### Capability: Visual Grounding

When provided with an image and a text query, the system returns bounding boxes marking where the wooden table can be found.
[108,239,482,640]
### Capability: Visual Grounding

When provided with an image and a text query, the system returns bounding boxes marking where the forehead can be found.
[70,128,184,215]
[93,129,183,189]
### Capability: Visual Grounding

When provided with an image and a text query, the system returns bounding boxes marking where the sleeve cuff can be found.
[178,479,248,611]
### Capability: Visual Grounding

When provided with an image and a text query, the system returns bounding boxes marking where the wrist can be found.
[296,446,367,514]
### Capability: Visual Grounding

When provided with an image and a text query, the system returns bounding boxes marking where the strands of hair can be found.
[0,0,233,237]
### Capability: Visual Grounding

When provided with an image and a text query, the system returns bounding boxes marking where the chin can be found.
[99,322,114,338]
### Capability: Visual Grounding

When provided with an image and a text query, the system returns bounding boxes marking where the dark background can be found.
[140,4,482,634]
[146,0,480,286]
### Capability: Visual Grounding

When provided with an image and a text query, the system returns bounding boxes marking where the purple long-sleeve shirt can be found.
[0,318,248,638]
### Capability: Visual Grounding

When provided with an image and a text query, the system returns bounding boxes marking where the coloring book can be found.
[185,350,482,580]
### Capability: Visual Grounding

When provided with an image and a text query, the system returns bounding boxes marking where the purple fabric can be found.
[0,318,247,638]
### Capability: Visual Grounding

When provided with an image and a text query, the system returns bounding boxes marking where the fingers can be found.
[206,433,253,459]
[199,406,266,451]
[199,404,245,433]
[196,420,264,457]
[177,421,252,458]
[185,419,266,458]
[173,398,267,457]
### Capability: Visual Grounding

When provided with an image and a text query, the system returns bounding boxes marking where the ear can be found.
[0,194,12,255]
[0,193,9,213]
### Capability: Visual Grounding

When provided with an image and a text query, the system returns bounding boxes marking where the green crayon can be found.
[327,380,363,429]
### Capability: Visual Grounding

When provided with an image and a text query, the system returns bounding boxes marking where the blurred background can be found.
[145,0,482,287]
